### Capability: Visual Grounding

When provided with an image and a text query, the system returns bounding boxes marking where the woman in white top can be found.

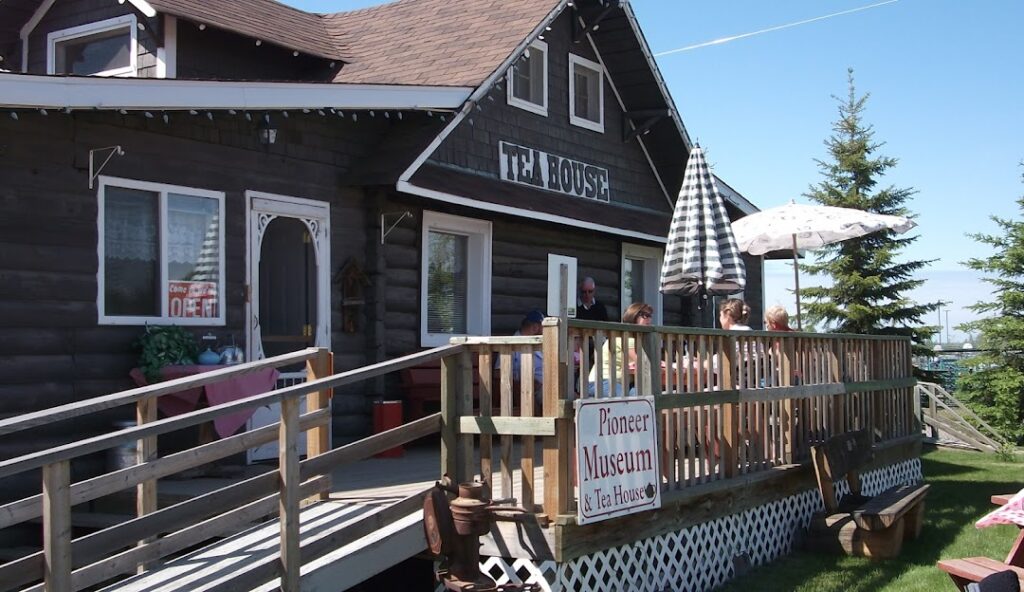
[719,298,751,331]
[587,302,653,397]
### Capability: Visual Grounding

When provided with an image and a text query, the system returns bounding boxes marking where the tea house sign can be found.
[498,141,610,202]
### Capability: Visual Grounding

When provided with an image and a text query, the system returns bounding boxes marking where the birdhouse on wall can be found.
[336,258,370,333]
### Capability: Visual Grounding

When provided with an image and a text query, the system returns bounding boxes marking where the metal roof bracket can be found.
[623,109,669,143]
[573,0,619,44]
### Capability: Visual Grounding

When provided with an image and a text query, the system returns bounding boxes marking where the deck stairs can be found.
[916,381,1008,452]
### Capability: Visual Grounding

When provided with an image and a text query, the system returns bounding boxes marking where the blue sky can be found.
[283,0,1023,342]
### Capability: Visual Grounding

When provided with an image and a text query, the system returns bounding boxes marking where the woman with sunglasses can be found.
[586,302,653,397]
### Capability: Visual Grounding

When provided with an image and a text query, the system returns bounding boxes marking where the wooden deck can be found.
[0,324,919,592]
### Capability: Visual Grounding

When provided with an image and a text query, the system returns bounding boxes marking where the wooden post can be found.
[719,336,738,478]
[521,351,536,511]
[542,317,570,519]
[440,353,458,481]
[480,347,495,486]
[870,340,884,441]
[43,460,71,592]
[638,330,658,397]
[458,347,475,484]
[780,337,795,464]
[278,396,301,592]
[830,339,845,435]
[136,397,158,572]
[305,347,333,501]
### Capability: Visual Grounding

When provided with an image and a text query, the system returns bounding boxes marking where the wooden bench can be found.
[400,360,480,420]
[805,429,930,559]
[400,359,537,420]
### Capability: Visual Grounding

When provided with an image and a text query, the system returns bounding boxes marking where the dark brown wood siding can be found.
[26,0,159,76]
[0,109,410,442]
[175,21,335,81]
[373,192,690,357]
[427,10,673,225]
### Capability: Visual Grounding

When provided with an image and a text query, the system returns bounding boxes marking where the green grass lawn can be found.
[716,446,1024,592]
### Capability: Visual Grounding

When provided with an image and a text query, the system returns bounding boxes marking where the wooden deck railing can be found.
[0,321,917,590]
[438,319,917,522]
[0,346,458,592]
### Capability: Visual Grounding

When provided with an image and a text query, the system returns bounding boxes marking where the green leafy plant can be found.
[135,326,199,382]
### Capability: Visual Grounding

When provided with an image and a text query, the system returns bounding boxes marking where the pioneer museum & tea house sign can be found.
[575,397,661,525]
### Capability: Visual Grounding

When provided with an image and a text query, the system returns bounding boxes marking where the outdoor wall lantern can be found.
[258,117,278,145]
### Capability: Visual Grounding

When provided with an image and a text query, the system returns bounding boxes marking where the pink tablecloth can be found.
[977,488,1024,528]
[129,365,280,438]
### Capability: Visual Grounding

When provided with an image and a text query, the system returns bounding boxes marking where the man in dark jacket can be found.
[576,276,610,321]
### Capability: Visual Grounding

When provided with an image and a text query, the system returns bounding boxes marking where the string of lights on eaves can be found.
[7,106,461,124]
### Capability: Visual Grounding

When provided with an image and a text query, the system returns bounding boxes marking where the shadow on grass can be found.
[715,448,1023,592]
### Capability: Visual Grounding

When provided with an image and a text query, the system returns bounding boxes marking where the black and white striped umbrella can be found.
[659,146,746,297]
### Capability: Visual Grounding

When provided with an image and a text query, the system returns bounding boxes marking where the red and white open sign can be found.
[575,397,661,525]
[168,281,218,318]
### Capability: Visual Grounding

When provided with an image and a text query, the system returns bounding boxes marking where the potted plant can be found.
[135,326,200,382]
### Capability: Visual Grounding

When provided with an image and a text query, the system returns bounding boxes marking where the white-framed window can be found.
[48,15,138,77]
[621,243,664,324]
[97,176,226,325]
[568,53,604,133]
[421,211,492,347]
[507,40,548,116]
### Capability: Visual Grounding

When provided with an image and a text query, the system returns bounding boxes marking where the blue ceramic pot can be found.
[198,347,221,365]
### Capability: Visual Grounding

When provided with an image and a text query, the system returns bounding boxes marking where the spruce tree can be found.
[800,69,939,347]
[956,168,1024,443]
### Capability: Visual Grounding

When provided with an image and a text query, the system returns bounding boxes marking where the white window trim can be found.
[621,243,664,324]
[506,40,548,117]
[47,14,138,77]
[568,53,604,133]
[420,211,492,347]
[97,175,226,326]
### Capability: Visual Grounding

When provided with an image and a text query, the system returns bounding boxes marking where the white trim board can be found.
[47,14,139,77]
[398,180,667,244]
[0,73,472,110]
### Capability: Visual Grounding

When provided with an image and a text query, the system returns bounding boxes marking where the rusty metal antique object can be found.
[422,477,540,592]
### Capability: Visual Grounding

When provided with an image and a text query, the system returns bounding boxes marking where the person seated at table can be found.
[765,305,795,332]
[586,302,653,397]
[493,310,546,410]
[719,298,752,331]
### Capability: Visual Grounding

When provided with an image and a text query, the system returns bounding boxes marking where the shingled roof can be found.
[146,0,345,60]
[325,0,559,87]
[141,0,559,86]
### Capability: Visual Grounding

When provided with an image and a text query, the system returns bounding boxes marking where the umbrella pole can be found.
[792,234,802,331]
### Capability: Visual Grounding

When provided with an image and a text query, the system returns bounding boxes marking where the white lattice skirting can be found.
[463,458,922,592]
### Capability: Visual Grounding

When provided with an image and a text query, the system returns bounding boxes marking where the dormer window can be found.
[569,54,604,133]
[48,15,137,77]
[507,40,548,116]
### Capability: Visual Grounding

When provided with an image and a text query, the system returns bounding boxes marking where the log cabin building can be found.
[0,0,763,452]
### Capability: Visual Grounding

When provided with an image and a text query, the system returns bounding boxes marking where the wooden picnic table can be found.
[992,493,1024,568]
[937,491,1024,590]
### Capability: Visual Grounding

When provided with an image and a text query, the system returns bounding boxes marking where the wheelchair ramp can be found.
[100,493,427,592]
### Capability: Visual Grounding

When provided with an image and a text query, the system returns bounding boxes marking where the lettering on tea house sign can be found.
[575,397,661,525]
[499,141,610,202]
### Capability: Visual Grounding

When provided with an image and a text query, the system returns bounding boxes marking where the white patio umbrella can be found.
[660,146,746,305]
[731,201,916,329]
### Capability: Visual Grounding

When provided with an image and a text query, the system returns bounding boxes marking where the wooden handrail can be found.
[4,414,443,591]
[0,348,323,437]
[568,319,913,341]
[0,409,330,530]
[0,345,464,479]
